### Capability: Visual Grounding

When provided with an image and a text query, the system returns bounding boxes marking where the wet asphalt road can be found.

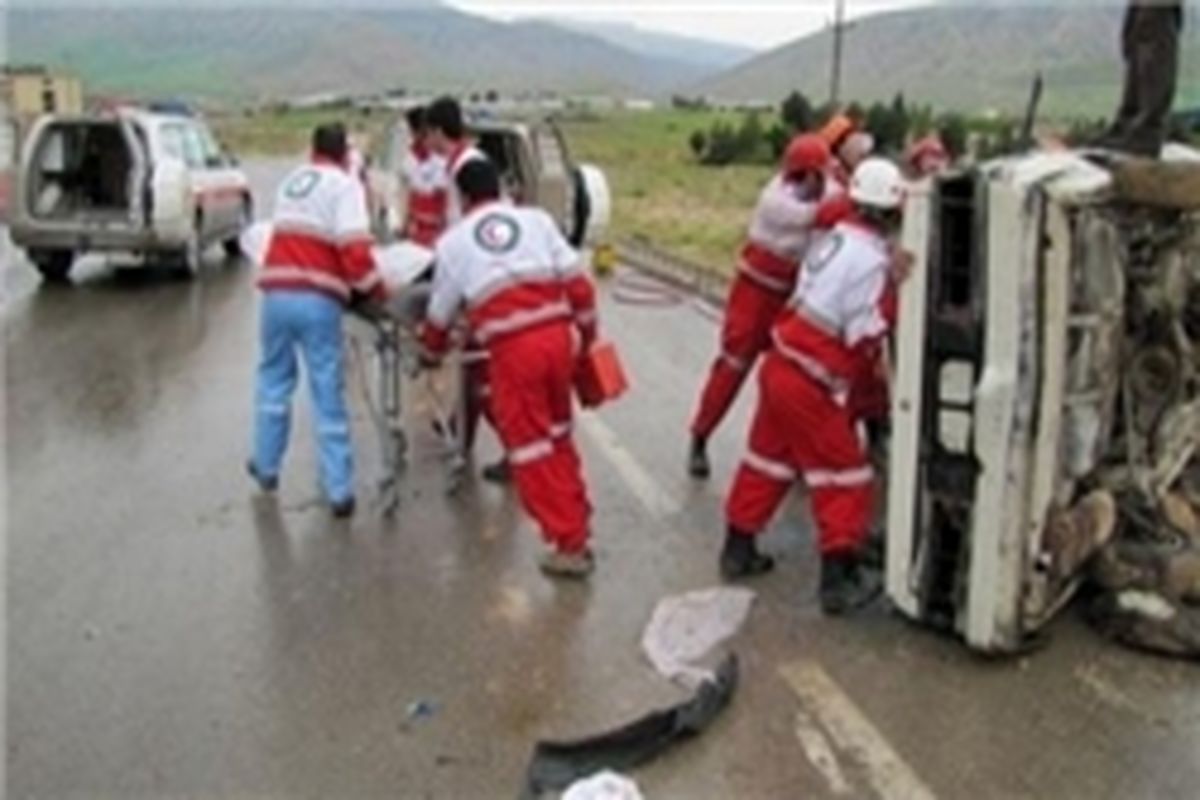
[6,159,1200,799]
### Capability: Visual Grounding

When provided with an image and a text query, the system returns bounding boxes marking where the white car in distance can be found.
[9,106,251,283]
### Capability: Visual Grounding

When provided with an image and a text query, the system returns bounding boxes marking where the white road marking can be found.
[578,413,682,517]
[781,661,938,800]
[795,708,854,796]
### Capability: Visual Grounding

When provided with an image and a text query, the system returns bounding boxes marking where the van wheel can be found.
[32,250,75,284]
[224,197,252,259]
[568,166,591,248]
[174,218,204,279]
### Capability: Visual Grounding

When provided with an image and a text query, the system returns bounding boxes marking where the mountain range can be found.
[7,1,741,102]
[698,0,1200,117]
[8,1,1200,117]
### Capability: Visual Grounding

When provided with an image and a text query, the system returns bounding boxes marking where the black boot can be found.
[331,497,356,519]
[688,436,711,479]
[860,531,885,571]
[820,551,882,616]
[720,527,775,580]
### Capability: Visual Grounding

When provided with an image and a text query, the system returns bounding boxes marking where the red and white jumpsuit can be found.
[444,140,489,225]
[821,168,890,424]
[422,201,597,553]
[400,142,448,247]
[725,217,897,556]
[690,175,843,440]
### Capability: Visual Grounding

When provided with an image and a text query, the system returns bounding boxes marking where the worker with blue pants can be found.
[248,122,385,517]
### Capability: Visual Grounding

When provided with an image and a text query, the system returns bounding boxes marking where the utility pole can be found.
[829,0,851,107]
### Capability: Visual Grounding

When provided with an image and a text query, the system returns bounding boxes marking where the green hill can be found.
[698,1,1200,117]
[8,4,711,103]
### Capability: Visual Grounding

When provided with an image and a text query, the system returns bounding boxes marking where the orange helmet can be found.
[818,113,856,150]
[783,134,831,174]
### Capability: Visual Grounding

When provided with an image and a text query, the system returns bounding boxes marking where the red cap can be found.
[783,134,832,175]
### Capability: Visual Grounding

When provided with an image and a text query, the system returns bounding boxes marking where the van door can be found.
[152,122,192,243]
[531,123,574,234]
[194,121,240,234]
[176,122,215,238]
[120,119,149,228]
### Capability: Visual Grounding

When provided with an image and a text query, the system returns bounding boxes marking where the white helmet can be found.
[850,158,906,211]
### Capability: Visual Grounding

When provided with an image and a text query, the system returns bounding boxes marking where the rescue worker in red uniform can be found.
[424,96,509,483]
[399,106,449,247]
[721,158,910,615]
[904,134,951,179]
[819,113,874,191]
[426,96,488,226]
[688,134,837,478]
[421,160,599,578]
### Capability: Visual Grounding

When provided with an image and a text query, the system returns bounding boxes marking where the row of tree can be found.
[688,90,1019,167]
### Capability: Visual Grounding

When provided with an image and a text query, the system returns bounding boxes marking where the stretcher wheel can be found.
[391,429,409,467]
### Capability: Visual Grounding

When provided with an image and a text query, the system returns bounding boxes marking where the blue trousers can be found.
[252,290,353,502]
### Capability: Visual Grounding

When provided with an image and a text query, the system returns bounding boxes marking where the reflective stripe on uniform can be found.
[737,260,793,295]
[475,300,572,343]
[259,266,351,299]
[794,302,841,339]
[273,220,371,249]
[721,350,750,373]
[468,265,562,310]
[771,332,850,397]
[743,450,797,482]
[804,466,873,488]
[318,422,351,437]
[550,422,572,439]
[353,272,382,293]
[273,219,337,244]
[509,439,555,466]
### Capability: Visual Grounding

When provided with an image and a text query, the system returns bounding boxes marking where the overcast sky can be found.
[449,0,931,50]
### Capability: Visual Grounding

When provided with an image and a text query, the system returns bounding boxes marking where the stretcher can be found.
[241,222,471,515]
[347,242,470,516]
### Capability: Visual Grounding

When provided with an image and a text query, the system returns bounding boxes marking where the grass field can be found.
[216,107,767,271]
[212,108,394,161]
[560,110,770,271]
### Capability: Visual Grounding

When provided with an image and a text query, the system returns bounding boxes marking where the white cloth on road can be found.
[641,587,755,690]
[562,771,644,800]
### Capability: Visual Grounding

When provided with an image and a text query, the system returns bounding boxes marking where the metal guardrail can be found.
[613,237,729,307]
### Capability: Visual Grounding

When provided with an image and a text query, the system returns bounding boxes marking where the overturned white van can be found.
[887,148,1200,654]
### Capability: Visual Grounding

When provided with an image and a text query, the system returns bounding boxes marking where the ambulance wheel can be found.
[32,250,75,284]
[173,215,204,279]
[224,196,252,259]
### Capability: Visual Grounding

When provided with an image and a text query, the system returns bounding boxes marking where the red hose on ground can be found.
[610,268,724,324]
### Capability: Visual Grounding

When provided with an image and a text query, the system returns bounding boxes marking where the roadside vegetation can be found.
[215,98,1200,272]
[559,110,771,271]
[211,105,390,159]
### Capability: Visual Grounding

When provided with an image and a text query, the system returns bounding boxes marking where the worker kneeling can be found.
[421,160,598,579]
[722,158,909,615]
